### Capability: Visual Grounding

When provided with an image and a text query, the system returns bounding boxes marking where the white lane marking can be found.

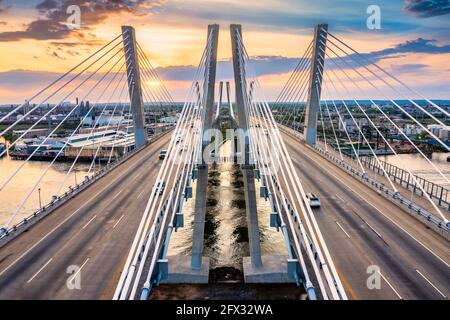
[82,215,97,230]
[68,258,90,284]
[358,194,450,268]
[136,190,145,200]
[365,221,383,240]
[337,190,383,240]
[112,190,123,200]
[302,150,450,269]
[113,215,125,229]
[26,258,53,284]
[416,269,447,298]
[0,137,170,279]
[335,221,351,238]
[378,270,403,300]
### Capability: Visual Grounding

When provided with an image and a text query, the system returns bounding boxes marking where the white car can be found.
[306,193,320,208]
[154,181,166,196]
[179,143,188,153]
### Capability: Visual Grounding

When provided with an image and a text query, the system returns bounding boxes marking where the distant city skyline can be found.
[0,0,449,103]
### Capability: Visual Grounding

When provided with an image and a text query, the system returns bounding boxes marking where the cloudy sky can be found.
[0,0,449,103]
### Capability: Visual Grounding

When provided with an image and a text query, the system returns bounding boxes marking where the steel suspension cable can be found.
[0,33,124,124]
[325,31,450,118]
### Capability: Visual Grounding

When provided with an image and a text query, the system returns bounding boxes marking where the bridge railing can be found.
[358,155,450,210]
[313,143,450,241]
[308,130,450,212]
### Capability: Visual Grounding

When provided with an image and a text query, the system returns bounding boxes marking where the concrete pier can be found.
[164,255,210,284]
[243,255,292,283]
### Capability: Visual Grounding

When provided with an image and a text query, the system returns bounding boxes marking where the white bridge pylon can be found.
[114,23,348,301]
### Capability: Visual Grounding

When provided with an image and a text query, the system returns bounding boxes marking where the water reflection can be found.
[168,140,286,272]
[0,156,100,227]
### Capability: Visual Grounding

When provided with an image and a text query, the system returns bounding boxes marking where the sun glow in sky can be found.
[0,0,449,103]
[145,80,161,87]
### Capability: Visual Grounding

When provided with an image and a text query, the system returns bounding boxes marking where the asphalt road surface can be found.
[0,133,171,299]
[282,132,449,300]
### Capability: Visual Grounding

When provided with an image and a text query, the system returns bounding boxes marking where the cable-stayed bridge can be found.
[0,24,448,300]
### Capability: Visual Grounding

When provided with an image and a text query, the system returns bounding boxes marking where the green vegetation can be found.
[0,124,47,131]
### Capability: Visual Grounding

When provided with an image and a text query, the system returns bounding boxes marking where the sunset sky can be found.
[0,0,449,103]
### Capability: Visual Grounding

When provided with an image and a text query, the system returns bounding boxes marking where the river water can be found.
[167,162,287,270]
[380,152,450,188]
[168,140,286,272]
[0,136,102,228]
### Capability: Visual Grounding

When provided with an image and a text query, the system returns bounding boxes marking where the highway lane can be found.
[282,132,450,300]
[0,133,171,299]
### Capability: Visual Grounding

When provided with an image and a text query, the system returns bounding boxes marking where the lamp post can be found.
[38,188,42,210]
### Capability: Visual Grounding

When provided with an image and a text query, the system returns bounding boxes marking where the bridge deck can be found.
[0,133,170,299]
[282,132,450,300]
[0,129,447,300]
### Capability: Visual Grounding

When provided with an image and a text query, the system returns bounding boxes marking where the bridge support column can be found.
[304,24,328,145]
[231,24,294,284]
[191,24,219,271]
[230,24,263,269]
[122,26,147,148]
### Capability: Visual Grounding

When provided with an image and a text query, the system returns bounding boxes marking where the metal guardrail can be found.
[358,155,450,210]
[281,123,450,211]
[278,125,450,242]
[0,129,173,248]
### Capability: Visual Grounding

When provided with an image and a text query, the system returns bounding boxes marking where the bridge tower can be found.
[122,26,147,148]
[191,24,220,271]
[304,24,328,145]
[230,24,263,269]
[231,24,293,284]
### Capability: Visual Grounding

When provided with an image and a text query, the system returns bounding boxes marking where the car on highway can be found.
[154,181,166,196]
[306,193,320,208]
[179,143,188,153]
[159,149,167,160]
